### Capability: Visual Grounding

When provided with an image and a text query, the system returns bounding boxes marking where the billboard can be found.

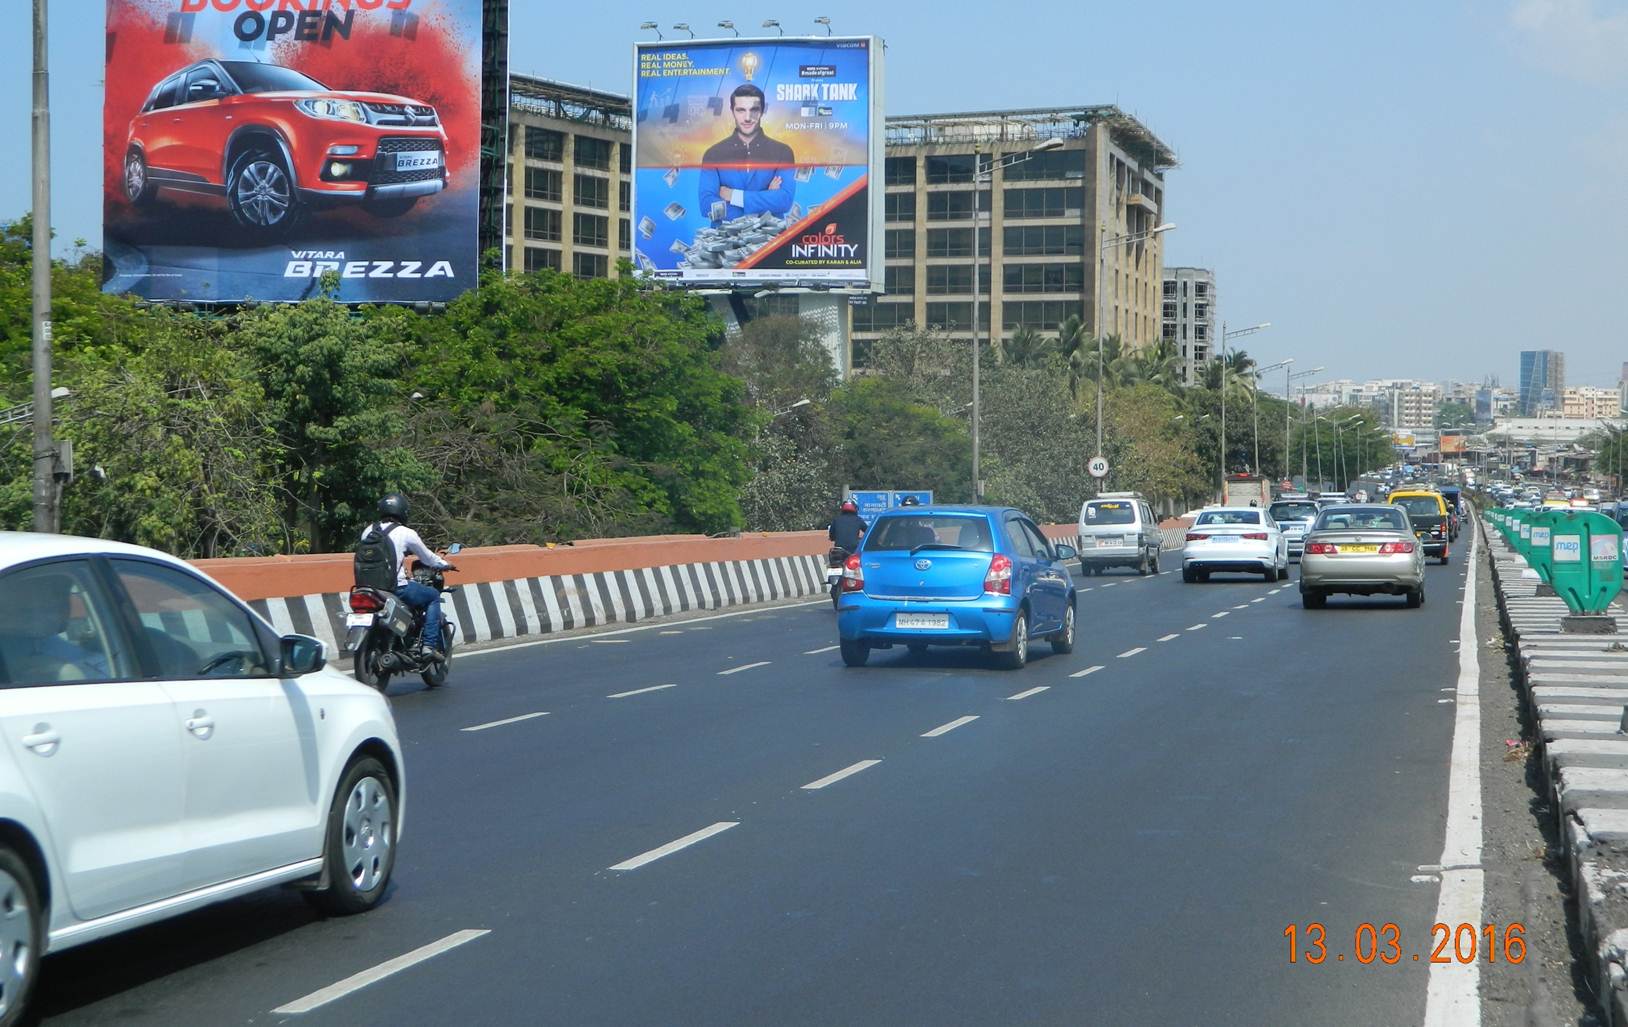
[102,0,486,304]
[631,37,883,289]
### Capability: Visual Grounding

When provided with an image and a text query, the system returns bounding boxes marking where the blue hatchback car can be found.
[835,505,1078,669]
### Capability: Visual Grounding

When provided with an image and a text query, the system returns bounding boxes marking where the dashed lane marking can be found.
[1250,598,1266,604]
[1187,623,1207,631]
[1117,647,1146,658]
[803,645,840,655]
[461,712,551,733]
[802,760,882,790]
[719,661,771,676]
[1212,611,1230,619]
[608,822,739,871]
[1232,604,1249,610]
[922,715,980,738]
[1070,665,1105,678]
[591,638,631,645]
[607,684,678,699]
[1005,685,1051,701]
[1157,633,1179,642]
[272,930,491,1015]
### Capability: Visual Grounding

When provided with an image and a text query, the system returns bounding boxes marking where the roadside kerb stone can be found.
[1548,740,1628,774]
[1557,767,1628,813]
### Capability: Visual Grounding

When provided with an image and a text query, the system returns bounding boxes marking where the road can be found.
[37,549,1473,1025]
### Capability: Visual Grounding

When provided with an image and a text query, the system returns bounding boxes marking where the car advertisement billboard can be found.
[631,37,883,289]
[102,0,485,304]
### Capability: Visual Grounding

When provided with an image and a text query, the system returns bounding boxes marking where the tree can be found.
[1438,400,1475,430]
[825,376,971,503]
[1102,383,1207,510]
[718,314,838,413]
[997,327,1056,369]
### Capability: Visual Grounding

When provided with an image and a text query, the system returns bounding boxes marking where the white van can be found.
[1076,492,1163,576]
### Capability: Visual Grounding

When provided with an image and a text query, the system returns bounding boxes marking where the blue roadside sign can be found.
[844,489,935,521]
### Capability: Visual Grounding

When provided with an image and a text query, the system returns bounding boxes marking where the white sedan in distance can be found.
[1181,507,1289,582]
[0,532,405,1024]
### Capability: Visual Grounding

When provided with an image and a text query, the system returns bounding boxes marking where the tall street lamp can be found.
[1251,358,1293,477]
[1333,413,1362,492]
[1216,321,1269,491]
[969,136,1065,502]
[1288,366,1322,482]
[1094,221,1175,493]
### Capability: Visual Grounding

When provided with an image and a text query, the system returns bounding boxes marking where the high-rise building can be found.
[1518,349,1565,416]
[1161,267,1214,384]
[1561,386,1621,420]
[854,105,1177,365]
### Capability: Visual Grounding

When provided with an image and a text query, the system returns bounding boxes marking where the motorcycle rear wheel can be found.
[421,634,453,689]
[354,633,392,692]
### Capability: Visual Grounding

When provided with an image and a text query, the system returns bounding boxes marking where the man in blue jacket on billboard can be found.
[698,84,797,222]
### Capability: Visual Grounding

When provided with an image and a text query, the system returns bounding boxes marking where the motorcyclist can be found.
[828,498,867,553]
[359,493,457,660]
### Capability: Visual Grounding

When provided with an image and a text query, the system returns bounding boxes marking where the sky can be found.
[3,0,1626,391]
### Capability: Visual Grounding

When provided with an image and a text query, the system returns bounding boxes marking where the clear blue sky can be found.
[5,0,1625,389]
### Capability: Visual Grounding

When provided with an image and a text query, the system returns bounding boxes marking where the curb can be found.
[1483,514,1628,1025]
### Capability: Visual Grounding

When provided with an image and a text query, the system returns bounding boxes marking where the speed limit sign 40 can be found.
[1088,456,1109,479]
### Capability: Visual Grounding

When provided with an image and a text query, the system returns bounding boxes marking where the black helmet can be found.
[377,493,410,521]
[899,495,921,506]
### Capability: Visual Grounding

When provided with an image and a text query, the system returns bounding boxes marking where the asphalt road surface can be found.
[36,550,1474,1026]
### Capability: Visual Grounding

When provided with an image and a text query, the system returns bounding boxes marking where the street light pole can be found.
[969,137,1064,503]
[1095,220,1175,493]
[1286,365,1323,485]
[1215,321,1269,492]
[31,0,55,532]
[1251,358,1293,478]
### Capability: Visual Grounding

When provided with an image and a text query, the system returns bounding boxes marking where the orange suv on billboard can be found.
[121,59,449,236]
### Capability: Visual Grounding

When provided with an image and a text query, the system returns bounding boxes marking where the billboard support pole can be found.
[970,148,982,504]
[31,0,56,532]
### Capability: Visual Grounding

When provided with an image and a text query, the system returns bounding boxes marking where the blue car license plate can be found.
[896,613,949,629]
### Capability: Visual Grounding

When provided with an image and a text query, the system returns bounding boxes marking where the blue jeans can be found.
[395,581,445,650]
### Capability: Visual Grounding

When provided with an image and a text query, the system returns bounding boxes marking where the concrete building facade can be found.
[853,105,1177,366]
[1161,267,1214,384]
[1560,386,1621,420]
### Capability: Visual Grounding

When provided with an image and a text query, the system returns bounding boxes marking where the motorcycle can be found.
[344,543,462,692]
[826,545,850,609]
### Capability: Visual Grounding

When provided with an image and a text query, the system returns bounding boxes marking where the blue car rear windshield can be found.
[866,515,995,552]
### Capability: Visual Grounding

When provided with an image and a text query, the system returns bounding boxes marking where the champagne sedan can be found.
[1298,504,1427,609]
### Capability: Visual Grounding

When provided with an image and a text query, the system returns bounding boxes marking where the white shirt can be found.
[358,521,448,588]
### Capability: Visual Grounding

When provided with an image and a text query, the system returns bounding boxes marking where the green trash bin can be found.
[1545,510,1623,623]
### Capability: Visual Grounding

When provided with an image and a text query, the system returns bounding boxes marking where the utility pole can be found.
[32,0,56,532]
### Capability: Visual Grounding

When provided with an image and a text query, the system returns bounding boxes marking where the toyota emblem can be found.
[914,558,932,571]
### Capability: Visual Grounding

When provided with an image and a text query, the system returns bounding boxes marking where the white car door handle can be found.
[185,715,215,738]
[21,728,60,754]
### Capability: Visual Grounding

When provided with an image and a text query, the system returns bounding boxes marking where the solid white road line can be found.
[922,715,979,737]
[607,684,678,699]
[460,712,550,733]
[1187,623,1207,631]
[272,929,490,1014]
[1117,647,1146,658]
[609,822,739,871]
[1423,528,1482,1026]
[1005,685,1050,701]
[1156,633,1179,642]
[719,661,771,676]
[1070,665,1105,678]
[803,645,840,655]
[802,759,883,790]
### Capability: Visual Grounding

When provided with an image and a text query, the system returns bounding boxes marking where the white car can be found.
[1181,507,1289,582]
[0,532,404,1022]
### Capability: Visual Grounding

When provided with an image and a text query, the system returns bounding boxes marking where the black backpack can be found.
[354,521,402,591]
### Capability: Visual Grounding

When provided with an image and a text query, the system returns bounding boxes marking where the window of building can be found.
[619,180,630,212]
[575,136,613,170]
[573,252,608,279]
[1002,301,1072,331]
[618,218,630,252]
[573,212,608,247]
[525,246,561,273]
[525,167,561,201]
[1002,149,1083,182]
[574,173,609,209]
[853,301,912,333]
[525,128,564,162]
[884,265,915,294]
[1162,280,1177,298]
[925,227,990,258]
[1195,282,1208,297]
[1194,325,1207,340]
[926,301,987,329]
[925,154,976,184]
[619,143,632,174]
[1162,301,1177,319]
[1003,224,1084,256]
[885,192,916,222]
[1001,262,1083,294]
[524,206,562,242]
[1002,186,1084,219]
[926,265,973,295]
[885,228,916,259]
[927,190,985,221]
[885,156,917,186]
[1194,304,1206,319]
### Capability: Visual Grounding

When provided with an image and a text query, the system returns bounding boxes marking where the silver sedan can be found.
[1298,504,1426,609]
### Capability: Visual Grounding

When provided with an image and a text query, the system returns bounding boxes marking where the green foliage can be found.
[825,377,972,503]
[719,315,839,413]
[1438,400,1476,429]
